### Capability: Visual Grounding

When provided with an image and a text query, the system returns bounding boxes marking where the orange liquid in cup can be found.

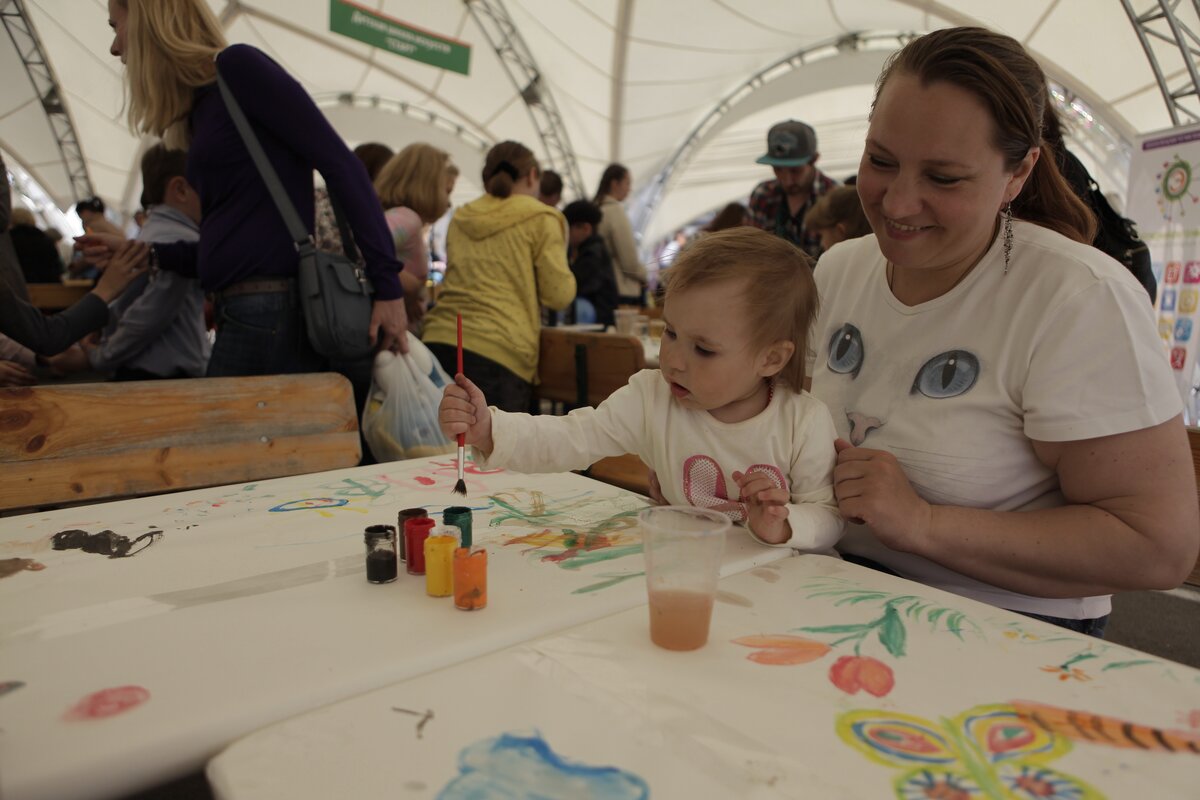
[648,589,715,651]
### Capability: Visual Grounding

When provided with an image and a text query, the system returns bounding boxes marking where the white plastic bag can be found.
[361,333,456,461]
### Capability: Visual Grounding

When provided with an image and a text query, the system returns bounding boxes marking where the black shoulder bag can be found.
[215,68,375,360]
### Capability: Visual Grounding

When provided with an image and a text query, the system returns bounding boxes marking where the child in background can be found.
[562,200,618,328]
[439,227,842,548]
[803,185,873,255]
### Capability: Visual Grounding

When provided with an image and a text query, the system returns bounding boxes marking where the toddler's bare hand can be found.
[733,470,791,544]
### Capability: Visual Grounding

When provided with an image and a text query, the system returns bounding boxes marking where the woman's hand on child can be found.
[832,438,932,553]
[439,374,494,456]
[733,470,791,544]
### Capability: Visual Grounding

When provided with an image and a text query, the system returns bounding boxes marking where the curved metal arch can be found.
[630,32,910,238]
[1122,0,1200,127]
[312,92,493,153]
[0,0,93,203]
[465,0,585,199]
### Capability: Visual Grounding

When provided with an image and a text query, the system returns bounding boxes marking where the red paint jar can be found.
[404,517,436,575]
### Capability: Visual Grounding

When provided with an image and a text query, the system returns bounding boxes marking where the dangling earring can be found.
[1002,202,1014,275]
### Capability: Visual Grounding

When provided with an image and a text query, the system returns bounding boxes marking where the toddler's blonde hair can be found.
[664,227,817,392]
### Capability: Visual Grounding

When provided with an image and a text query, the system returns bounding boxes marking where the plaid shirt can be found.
[748,171,838,260]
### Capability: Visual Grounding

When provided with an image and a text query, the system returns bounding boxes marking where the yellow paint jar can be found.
[424,527,459,597]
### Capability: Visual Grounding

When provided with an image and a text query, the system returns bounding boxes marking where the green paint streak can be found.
[941,716,1007,799]
[572,571,644,594]
[557,543,643,570]
[1100,659,1157,671]
[798,622,874,635]
[487,494,560,526]
[1061,652,1100,669]
[878,606,908,658]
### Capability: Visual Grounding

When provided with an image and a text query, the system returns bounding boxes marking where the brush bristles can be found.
[452,479,467,496]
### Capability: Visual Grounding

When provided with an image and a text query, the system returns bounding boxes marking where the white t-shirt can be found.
[810,221,1180,619]
[479,369,844,550]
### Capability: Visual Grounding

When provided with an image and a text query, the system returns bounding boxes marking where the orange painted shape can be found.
[732,635,831,665]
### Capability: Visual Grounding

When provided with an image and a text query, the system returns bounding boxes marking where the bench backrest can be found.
[0,373,361,512]
[536,329,645,409]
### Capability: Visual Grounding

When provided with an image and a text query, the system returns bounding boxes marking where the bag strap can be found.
[215,62,309,249]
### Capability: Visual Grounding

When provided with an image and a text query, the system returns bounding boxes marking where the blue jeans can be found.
[207,291,326,378]
[1016,611,1109,638]
[426,343,532,413]
[574,297,598,324]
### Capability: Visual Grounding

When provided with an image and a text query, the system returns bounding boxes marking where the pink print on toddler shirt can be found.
[682,455,787,523]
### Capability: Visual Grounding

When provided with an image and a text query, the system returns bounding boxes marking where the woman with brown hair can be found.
[422,141,575,412]
[810,26,1198,635]
[594,163,647,306]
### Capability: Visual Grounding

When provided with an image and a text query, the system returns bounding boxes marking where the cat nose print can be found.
[846,411,883,446]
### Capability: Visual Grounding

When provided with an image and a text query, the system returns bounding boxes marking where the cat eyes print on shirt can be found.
[826,322,980,445]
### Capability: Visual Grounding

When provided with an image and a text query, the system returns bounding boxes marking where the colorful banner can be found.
[329,1,471,75]
[1127,122,1200,421]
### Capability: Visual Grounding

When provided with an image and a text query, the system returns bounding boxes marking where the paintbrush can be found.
[453,312,467,496]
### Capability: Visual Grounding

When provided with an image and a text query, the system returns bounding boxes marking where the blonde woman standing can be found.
[90,0,409,384]
[374,144,454,331]
[422,141,575,412]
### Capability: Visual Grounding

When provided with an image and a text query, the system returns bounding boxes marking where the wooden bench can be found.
[0,373,361,512]
[25,281,92,312]
[536,328,650,495]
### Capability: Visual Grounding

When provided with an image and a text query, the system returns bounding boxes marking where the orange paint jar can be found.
[453,548,487,610]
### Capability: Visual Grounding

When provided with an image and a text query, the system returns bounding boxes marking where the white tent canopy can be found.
[3,0,1197,243]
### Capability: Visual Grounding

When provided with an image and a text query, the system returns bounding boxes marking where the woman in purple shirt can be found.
[90,0,409,382]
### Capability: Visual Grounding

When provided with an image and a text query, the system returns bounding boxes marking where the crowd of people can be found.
[1,0,1195,637]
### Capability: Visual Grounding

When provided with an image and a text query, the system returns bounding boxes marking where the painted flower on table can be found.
[839,704,1104,800]
[731,578,980,698]
[1040,664,1094,683]
[829,655,895,697]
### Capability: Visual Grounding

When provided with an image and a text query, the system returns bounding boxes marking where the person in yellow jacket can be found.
[423,141,576,412]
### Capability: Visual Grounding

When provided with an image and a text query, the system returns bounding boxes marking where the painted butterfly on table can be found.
[838,703,1101,800]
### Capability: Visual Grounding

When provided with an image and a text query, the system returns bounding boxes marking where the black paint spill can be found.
[51,529,163,558]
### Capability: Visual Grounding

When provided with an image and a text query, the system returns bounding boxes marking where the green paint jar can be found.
[443,506,473,548]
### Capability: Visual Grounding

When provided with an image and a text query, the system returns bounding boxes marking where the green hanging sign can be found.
[329,1,471,76]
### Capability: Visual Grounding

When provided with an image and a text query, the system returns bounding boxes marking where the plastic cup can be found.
[640,506,729,651]
[614,308,639,336]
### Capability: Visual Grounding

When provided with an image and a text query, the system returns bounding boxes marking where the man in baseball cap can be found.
[748,120,837,259]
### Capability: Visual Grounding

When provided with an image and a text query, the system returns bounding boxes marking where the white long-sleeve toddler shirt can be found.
[477,369,843,549]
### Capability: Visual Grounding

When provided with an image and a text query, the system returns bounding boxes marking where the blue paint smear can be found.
[438,731,649,800]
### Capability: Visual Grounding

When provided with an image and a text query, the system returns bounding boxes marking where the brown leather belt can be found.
[215,278,294,299]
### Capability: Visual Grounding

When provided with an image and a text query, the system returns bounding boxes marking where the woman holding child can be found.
[810,27,1198,634]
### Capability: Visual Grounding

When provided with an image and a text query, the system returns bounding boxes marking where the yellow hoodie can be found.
[423,193,576,383]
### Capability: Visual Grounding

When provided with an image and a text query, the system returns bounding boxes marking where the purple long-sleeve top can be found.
[155,45,403,300]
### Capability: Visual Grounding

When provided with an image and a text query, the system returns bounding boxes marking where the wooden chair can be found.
[1186,427,1200,587]
[0,373,361,513]
[536,329,646,410]
[536,328,651,495]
